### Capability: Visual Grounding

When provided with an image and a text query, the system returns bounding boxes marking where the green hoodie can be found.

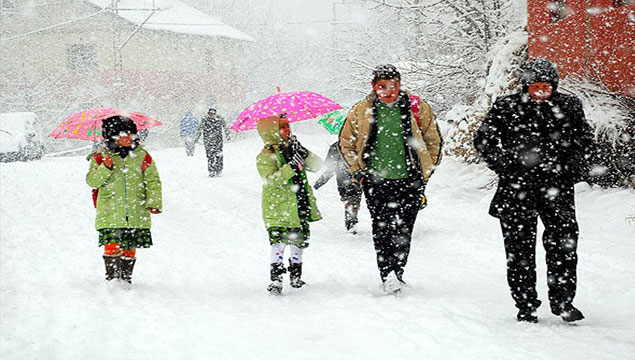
[256,116,322,229]
[86,146,162,230]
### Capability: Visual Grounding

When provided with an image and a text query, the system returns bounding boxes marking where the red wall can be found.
[528,0,635,97]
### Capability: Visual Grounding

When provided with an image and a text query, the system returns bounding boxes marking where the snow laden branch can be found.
[353,0,523,113]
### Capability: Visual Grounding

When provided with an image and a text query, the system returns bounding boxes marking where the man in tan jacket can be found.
[339,64,442,294]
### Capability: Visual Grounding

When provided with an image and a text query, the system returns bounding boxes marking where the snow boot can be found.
[517,300,542,323]
[288,260,306,289]
[267,263,286,294]
[516,309,539,323]
[120,257,136,284]
[552,304,585,322]
[103,255,121,281]
[382,271,401,295]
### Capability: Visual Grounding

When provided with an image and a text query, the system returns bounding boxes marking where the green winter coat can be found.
[86,146,162,230]
[256,116,323,229]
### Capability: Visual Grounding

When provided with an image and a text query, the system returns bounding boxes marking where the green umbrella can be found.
[317,108,348,134]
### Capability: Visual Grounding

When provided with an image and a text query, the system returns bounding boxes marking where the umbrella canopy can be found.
[230,91,342,132]
[317,108,348,135]
[50,108,162,141]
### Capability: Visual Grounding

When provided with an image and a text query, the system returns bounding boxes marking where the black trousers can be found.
[499,184,579,312]
[363,176,422,281]
[204,144,223,176]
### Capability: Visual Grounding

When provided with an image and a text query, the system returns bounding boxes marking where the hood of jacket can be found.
[257,115,286,146]
[521,58,560,93]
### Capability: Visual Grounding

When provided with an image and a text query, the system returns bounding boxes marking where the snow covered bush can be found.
[564,80,635,188]
[444,31,527,163]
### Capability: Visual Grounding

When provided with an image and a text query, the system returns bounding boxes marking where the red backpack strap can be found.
[92,153,104,165]
[92,189,99,208]
[410,95,421,127]
[91,153,104,208]
[141,153,153,172]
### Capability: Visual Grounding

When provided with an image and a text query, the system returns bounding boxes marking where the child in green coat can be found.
[256,114,323,294]
[86,116,162,284]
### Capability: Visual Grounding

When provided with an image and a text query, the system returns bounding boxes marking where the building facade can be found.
[0,0,253,148]
[527,0,634,97]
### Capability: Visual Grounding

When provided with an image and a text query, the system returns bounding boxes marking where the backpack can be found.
[91,152,153,208]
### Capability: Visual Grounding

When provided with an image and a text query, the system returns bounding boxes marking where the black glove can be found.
[289,136,309,160]
[289,152,305,171]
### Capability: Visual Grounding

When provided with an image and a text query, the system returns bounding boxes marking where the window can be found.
[548,0,567,22]
[66,44,98,70]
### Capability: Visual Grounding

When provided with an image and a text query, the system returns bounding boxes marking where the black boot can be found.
[552,304,585,322]
[103,255,120,281]
[267,263,286,294]
[288,260,306,288]
[120,257,136,284]
[517,299,542,323]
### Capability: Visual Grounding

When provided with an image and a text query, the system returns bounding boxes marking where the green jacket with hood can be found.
[86,146,162,230]
[256,116,323,229]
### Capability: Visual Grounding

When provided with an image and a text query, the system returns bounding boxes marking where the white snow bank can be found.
[0,112,40,152]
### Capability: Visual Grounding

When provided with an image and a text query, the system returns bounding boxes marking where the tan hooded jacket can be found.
[339,91,443,183]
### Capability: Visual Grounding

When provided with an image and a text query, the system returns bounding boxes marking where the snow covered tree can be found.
[350,0,526,113]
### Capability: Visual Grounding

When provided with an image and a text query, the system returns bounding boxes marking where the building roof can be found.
[87,0,254,41]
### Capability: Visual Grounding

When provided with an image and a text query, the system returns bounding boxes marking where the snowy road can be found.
[1,134,634,359]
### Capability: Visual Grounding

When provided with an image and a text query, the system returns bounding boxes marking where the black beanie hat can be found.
[521,58,560,92]
[372,64,401,83]
[101,115,138,140]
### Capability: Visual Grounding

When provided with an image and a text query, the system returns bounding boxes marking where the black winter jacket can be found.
[199,115,225,149]
[474,91,594,185]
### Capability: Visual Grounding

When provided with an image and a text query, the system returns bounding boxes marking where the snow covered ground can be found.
[1,133,634,359]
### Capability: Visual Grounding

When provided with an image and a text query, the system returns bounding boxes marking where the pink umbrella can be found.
[231,91,342,132]
[50,108,162,141]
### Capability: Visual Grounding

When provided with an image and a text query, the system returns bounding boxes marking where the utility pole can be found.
[110,0,157,107]
[112,0,123,107]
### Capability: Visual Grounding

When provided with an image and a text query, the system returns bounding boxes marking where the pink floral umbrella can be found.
[230,91,342,132]
[50,108,162,141]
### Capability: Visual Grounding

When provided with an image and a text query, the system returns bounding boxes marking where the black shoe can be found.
[517,308,539,323]
[288,260,305,288]
[267,280,283,294]
[516,299,541,323]
[290,278,306,288]
[553,305,585,322]
[103,255,121,281]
